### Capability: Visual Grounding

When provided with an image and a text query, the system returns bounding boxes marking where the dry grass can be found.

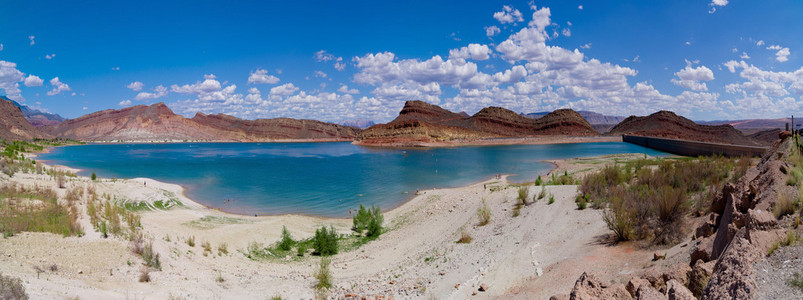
[314,257,332,290]
[0,273,28,299]
[774,190,797,219]
[456,230,472,244]
[477,199,491,226]
[0,183,82,237]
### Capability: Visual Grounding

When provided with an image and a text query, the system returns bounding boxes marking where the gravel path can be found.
[754,240,803,299]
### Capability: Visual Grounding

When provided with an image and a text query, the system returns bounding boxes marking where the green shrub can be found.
[278,226,294,251]
[91,172,97,181]
[314,257,332,290]
[352,204,384,238]
[576,195,588,210]
[517,187,529,205]
[548,195,555,205]
[534,175,542,186]
[537,185,546,200]
[313,225,339,256]
[297,243,307,257]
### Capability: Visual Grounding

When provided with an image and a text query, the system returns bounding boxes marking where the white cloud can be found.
[47,77,71,96]
[337,85,360,94]
[685,41,691,45]
[756,40,765,46]
[23,75,44,87]
[28,35,35,46]
[248,69,280,84]
[671,65,715,91]
[45,54,55,59]
[135,85,168,100]
[578,5,583,10]
[485,26,501,37]
[740,52,750,59]
[448,44,492,61]
[708,0,728,13]
[269,83,299,97]
[494,5,524,24]
[766,45,790,62]
[170,74,243,106]
[0,60,25,101]
[314,70,328,78]
[111,67,120,71]
[0,44,3,51]
[334,62,346,71]
[562,28,571,37]
[580,43,591,49]
[314,50,340,62]
[492,65,527,84]
[127,81,144,91]
[118,100,132,106]
[719,60,803,117]
[528,6,552,32]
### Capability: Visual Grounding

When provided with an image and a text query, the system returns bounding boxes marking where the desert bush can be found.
[456,230,472,244]
[548,171,578,185]
[576,195,588,210]
[91,172,97,181]
[313,225,339,256]
[297,243,307,257]
[774,190,797,219]
[537,184,546,200]
[602,191,633,242]
[218,243,228,256]
[139,267,150,282]
[0,183,82,237]
[477,199,491,226]
[314,257,332,290]
[246,242,271,259]
[534,175,542,186]
[278,226,294,251]
[0,273,28,300]
[517,187,529,206]
[548,194,555,205]
[352,204,383,238]
[202,241,212,256]
[186,236,195,247]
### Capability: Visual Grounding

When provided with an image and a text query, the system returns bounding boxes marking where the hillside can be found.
[356,101,597,146]
[609,110,763,146]
[0,98,53,140]
[42,103,358,142]
[523,110,626,125]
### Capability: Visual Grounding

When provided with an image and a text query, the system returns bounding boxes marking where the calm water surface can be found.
[39,142,667,217]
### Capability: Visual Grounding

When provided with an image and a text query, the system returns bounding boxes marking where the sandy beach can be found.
[0,151,679,299]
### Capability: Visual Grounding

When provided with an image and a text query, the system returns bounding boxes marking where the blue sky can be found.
[1,0,801,122]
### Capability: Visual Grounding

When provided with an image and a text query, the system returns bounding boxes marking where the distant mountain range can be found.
[522,111,627,125]
[356,100,597,146]
[339,119,375,129]
[609,111,769,146]
[0,98,52,140]
[1,96,65,127]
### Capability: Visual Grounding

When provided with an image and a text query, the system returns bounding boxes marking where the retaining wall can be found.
[623,135,769,157]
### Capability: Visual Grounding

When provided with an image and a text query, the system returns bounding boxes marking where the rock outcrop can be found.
[0,98,52,140]
[2,96,65,127]
[43,103,359,142]
[609,111,762,146]
[356,101,598,146]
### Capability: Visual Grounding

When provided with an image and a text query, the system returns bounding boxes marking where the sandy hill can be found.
[356,100,597,146]
[0,98,53,140]
[609,110,763,146]
[43,103,359,142]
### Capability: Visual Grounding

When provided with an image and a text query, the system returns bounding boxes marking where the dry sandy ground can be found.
[0,152,680,299]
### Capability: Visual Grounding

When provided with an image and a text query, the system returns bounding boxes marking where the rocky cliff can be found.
[609,110,762,146]
[2,97,65,127]
[0,98,52,140]
[42,103,359,142]
[356,100,597,146]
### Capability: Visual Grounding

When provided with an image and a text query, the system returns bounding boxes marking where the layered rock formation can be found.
[2,96,65,127]
[609,111,763,146]
[43,103,359,142]
[0,98,52,140]
[356,100,598,146]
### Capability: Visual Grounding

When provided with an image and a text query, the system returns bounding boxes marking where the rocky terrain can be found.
[42,103,359,142]
[524,110,627,126]
[553,134,799,300]
[0,98,52,140]
[609,110,765,146]
[356,101,598,146]
[2,96,66,127]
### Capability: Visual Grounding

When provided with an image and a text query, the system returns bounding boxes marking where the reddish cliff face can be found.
[609,111,761,146]
[357,101,598,145]
[42,103,359,142]
[0,99,52,140]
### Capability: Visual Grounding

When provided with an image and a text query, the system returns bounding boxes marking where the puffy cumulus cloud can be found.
[0,61,25,100]
[28,35,35,46]
[118,100,132,106]
[709,0,728,13]
[170,74,243,107]
[248,69,280,85]
[485,26,501,37]
[24,75,44,87]
[719,60,803,117]
[353,52,490,90]
[47,77,71,96]
[269,83,300,98]
[671,65,715,91]
[314,70,328,78]
[768,46,790,62]
[528,5,551,32]
[171,74,222,94]
[334,62,346,71]
[492,65,527,84]
[314,50,341,62]
[127,81,144,91]
[740,52,751,59]
[134,85,168,101]
[448,44,492,61]
[337,85,360,94]
[494,5,523,24]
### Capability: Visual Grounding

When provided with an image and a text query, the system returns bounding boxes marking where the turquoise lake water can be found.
[38,142,667,217]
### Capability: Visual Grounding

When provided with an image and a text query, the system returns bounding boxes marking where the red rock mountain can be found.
[0,98,52,140]
[43,103,359,142]
[356,100,597,146]
[609,111,763,146]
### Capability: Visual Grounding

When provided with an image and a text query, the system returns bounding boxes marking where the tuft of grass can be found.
[202,241,212,256]
[517,187,529,206]
[0,273,28,299]
[216,271,224,283]
[774,190,796,219]
[314,257,332,290]
[790,273,803,291]
[186,236,195,247]
[0,183,82,237]
[477,199,491,226]
[576,195,588,210]
[297,243,307,257]
[138,267,150,283]
[548,194,555,205]
[217,243,228,256]
[456,230,472,244]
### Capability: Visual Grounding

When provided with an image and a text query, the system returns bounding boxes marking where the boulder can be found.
[666,280,695,300]
[626,277,650,298]
[550,294,570,300]
[690,235,715,263]
[687,259,715,297]
[569,272,632,300]
[635,284,665,300]
[702,228,757,300]
[662,263,691,286]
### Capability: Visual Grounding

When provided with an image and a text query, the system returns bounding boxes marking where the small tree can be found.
[91,172,97,181]
[352,204,370,234]
[278,225,294,251]
[534,175,542,186]
[353,204,384,238]
[366,206,383,238]
[313,225,339,256]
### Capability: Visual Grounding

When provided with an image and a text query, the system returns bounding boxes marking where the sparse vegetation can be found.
[548,194,555,205]
[790,272,803,291]
[314,257,332,290]
[0,273,28,300]
[456,230,472,244]
[91,172,97,181]
[579,156,738,245]
[278,226,295,251]
[202,241,212,256]
[534,175,543,186]
[139,267,150,282]
[0,183,82,237]
[517,187,529,205]
[186,235,195,247]
[477,199,491,226]
[217,243,228,256]
[352,204,384,238]
[548,171,578,185]
[774,190,797,219]
[313,225,339,256]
